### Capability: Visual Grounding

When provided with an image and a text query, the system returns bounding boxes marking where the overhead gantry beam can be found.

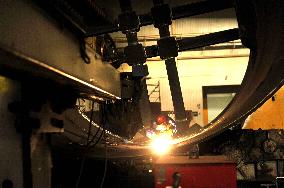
[0,0,121,100]
[84,0,234,36]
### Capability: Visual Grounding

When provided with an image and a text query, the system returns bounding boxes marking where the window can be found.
[202,85,240,125]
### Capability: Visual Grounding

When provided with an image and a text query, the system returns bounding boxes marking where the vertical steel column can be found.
[0,76,23,187]
[31,134,52,188]
[2,78,53,188]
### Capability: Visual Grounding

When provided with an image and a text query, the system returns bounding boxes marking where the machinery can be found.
[0,0,283,187]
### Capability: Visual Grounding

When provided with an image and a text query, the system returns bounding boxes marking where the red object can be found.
[154,155,236,188]
[156,115,167,124]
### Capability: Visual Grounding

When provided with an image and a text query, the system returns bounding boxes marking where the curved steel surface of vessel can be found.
[50,0,284,157]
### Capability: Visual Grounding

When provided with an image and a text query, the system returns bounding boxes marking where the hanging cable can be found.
[88,128,104,148]
[100,103,109,188]
[85,102,107,148]
[87,101,95,143]
[75,155,86,188]
[75,100,95,188]
[75,101,108,188]
[100,131,107,188]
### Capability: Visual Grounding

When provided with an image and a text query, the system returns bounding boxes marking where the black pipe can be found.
[145,29,240,58]
[165,58,187,123]
[177,28,239,51]
[152,2,187,132]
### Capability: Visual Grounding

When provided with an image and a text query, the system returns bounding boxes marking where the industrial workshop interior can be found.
[0,0,284,187]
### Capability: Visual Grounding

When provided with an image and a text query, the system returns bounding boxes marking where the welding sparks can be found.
[150,134,173,155]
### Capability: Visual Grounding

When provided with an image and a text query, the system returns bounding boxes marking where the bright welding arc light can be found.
[151,135,172,155]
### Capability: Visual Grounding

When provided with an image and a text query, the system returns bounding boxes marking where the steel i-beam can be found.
[0,0,121,100]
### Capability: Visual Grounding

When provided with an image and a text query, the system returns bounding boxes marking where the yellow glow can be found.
[150,134,173,155]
